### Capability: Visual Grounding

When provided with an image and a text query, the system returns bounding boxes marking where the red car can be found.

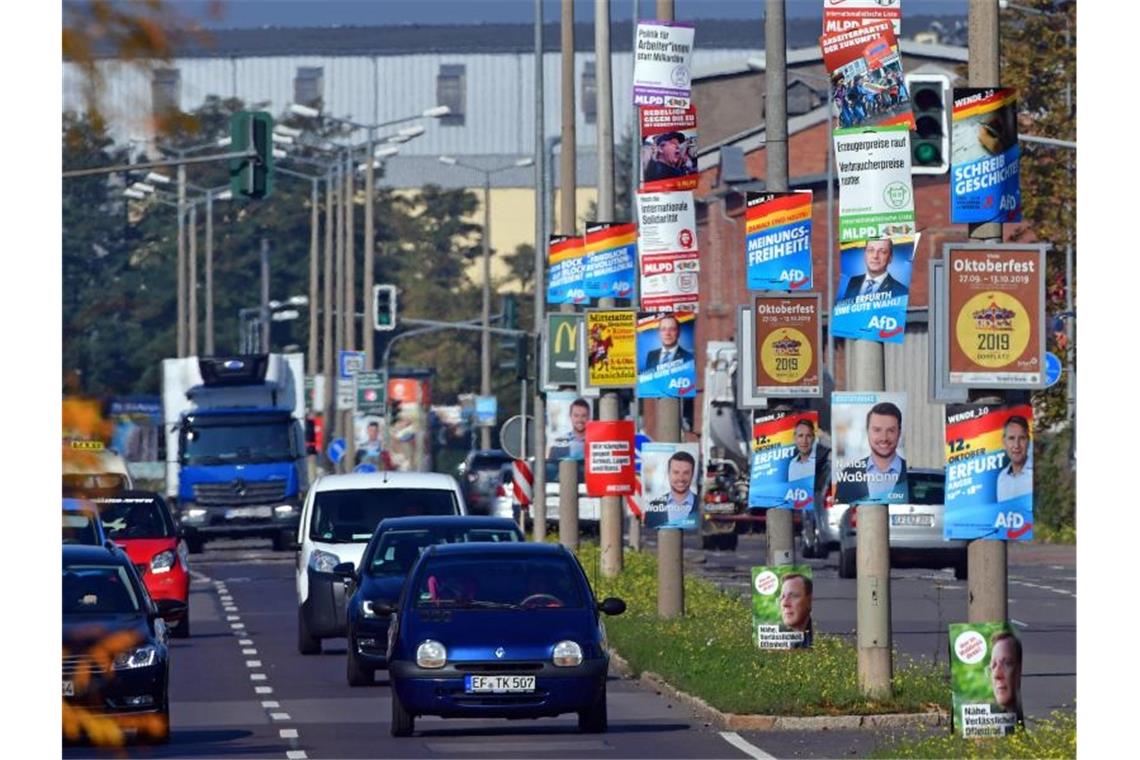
[92,491,191,638]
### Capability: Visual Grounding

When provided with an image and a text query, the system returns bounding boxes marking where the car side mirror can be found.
[153,599,188,625]
[597,597,626,616]
[332,561,355,578]
[372,601,396,617]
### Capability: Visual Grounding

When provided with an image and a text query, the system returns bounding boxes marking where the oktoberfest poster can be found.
[633,21,695,108]
[820,20,914,130]
[547,235,586,306]
[584,420,636,497]
[944,403,1034,541]
[640,441,701,530]
[822,0,902,36]
[583,222,637,300]
[949,622,1024,737]
[831,391,908,505]
[585,309,637,389]
[832,235,916,344]
[751,565,814,649]
[753,294,822,396]
[951,88,1022,224]
[636,311,697,398]
[833,126,915,241]
[748,411,819,509]
[744,192,814,291]
[637,191,700,312]
[639,106,699,192]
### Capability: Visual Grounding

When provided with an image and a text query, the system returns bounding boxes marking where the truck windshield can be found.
[181,421,294,465]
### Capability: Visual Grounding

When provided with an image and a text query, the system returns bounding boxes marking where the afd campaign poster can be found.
[744,192,813,291]
[636,311,697,398]
[749,411,820,510]
[949,622,1024,737]
[832,235,916,344]
[831,391,908,505]
[583,222,637,300]
[633,22,695,108]
[951,88,1022,224]
[833,126,916,241]
[639,106,698,192]
[820,20,914,130]
[547,235,585,306]
[823,0,902,36]
[585,309,637,389]
[584,420,636,497]
[944,403,1034,541]
[751,566,814,650]
[640,441,701,531]
[637,191,700,312]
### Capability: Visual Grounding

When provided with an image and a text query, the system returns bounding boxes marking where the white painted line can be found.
[231,623,246,630]
[239,639,254,646]
[220,596,233,602]
[255,686,274,695]
[280,728,299,739]
[1011,619,1029,628]
[261,700,280,708]
[227,615,241,621]
[246,660,262,668]
[270,712,291,721]
[251,673,268,681]
[286,751,308,760]
[719,731,777,760]
[243,648,258,655]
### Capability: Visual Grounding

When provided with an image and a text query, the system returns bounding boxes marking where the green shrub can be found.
[870,710,1076,758]
[1033,428,1075,542]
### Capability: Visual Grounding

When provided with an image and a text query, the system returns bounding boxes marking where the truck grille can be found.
[193,480,287,506]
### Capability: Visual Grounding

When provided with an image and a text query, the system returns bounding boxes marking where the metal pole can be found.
[323,166,336,456]
[309,178,320,377]
[628,0,643,554]
[1065,241,1074,427]
[205,192,215,355]
[481,171,493,450]
[560,0,577,235]
[532,0,549,543]
[188,203,198,357]
[364,128,376,370]
[260,238,271,353]
[343,151,357,470]
[176,162,186,357]
[519,377,530,533]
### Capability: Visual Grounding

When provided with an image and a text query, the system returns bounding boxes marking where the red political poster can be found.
[584,420,636,497]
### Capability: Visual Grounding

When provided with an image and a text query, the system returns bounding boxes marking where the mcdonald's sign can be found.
[543,313,582,390]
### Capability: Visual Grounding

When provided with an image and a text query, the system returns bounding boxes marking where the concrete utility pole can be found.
[323,165,336,461]
[204,191,215,355]
[966,0,1008,625]
[188,204,198,356]
[481,171,494,450]
[260,238,271,354]
[176,163,187,358]
[628,0,643,554]
[308,177,320,379]
[532,0,549,543]
[333,159,346,469]
[343,151,357,470]
[363,129,377,370]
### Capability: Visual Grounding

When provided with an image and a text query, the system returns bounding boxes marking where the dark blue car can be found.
[342,516,524,686]
[384,542,626,736]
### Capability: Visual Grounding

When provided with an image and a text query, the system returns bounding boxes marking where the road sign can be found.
[475,396,497,427]
[355,370,387,414]
[336,379,354,411]
[354,462,378,474]
[511,459,533,508]
[1044,351,1062,388]
[305,375,326,412]
[327,437,347,464]
[338,350,366,380]
[499,414,535,460]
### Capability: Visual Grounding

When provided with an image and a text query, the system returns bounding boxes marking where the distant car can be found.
[62,544,183,744]
[62,442,134,493]
[342,515,525,686]
[836,468,968,580]
[92,491,191,639]
[801,459,842,560]
[385,542,626,736]
[63,499,108,546]
[457,449,514,516]
[543,459,601,529]
[489,463,518,522]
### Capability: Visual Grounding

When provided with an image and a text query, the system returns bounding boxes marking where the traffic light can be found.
[501,294,518,329]
[374,284,397,331]
[905,73,950,175]
[498,334,529,380]
[229,111,275,198]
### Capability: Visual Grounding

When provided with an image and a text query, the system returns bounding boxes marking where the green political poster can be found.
[750,565,813,649]
[949,621,1024,737]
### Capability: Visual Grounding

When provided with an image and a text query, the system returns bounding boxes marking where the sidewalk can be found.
[1009,541,1076,567]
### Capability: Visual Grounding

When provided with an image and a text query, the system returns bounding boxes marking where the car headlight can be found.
[552,640,583,667]
[113,645,158,670]
[274,504,295,515]
[416,639,447,668]
[151,550,176,574]
[361,600,384,619]
[309,549,340,573]
[182,507,207,522]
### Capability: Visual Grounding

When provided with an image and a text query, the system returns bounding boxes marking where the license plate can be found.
[63,680,75,696]
[891,514,934,527]
[464,675,536,693]
[226,506,273,519]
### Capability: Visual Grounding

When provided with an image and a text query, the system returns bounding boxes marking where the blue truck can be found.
[162,354,309,553]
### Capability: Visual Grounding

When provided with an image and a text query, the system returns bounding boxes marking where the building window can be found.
[294,67,324,107]
[581,61,597,124]
[152,68,181,117]
[436,64,466,126]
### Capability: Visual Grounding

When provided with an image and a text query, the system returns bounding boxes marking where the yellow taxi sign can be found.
[67,440,105,451]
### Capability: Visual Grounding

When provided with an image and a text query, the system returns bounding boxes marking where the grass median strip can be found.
[869,710,1076,758]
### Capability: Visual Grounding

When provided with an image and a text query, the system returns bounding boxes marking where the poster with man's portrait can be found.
[832,236,916,344]
[949,622,1024,738]
[831,391,908,505]
[545,391,592,462]
[750,565,814,650]
[640,441,700,530]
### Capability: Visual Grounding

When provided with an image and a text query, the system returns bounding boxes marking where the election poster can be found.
[832,235,916,344]
[946,244,1046,388]
[748,411,820,509]
[583,222,637,300]
[949,622,1024,738]
[584,420,636,497]
[639,106,699,192]
[831,391,908,505]
[637,191,700,312]
[951,88,1022,224]
[633,21,695,108]
[640,441,701,530]
[636,311,697,398]
[823,0,902,37]
[944,403,1034,541]
[542,313,582,390]
[585,309,637,389]
[820,20,914,130]
[751,565,814,649]
[753,294,822,397]
[833,126,916,241]
[744,192,813,291]
[545,390,591,462]
[547,234,586,306]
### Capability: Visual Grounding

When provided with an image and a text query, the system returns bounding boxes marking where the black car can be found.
[62,544,184,744]
[341,516,524,686]
[457,450,514,515]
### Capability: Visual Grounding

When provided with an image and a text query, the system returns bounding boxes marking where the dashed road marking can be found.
[255,686,274,695]
[231,623,246,630]
[239,639,254,646]
[251,673,268,681]
[243,648,258,655]
[262,700,280,708]
[246,660,262,668]
[227,615,241,621]
[1011,619,1029,628]
[280,729,299,739]
[271,712,291,721]
[286,751,308,759]
[719,731,776,759]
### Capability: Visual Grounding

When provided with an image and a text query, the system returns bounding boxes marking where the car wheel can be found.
[170,609,190,639]
[954,561,968,581]
[297,609,321,655]
[719,532,738,551]
[838,544,857,579]
[801,518,819,559]
[346,644,373,686]
[272,529,296,552]
[700,534,716,551]
[578,683,608,733]
[390,688,415,737]
[185,537,204,554]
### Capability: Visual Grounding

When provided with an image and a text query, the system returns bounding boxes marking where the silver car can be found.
[801,459,843,560]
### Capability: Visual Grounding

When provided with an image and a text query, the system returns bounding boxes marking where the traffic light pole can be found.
[532,0,548,544]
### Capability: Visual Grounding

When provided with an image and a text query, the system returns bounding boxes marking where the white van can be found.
[295,471,466,653]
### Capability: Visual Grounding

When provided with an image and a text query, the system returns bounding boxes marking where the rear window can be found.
[95,497,175,539]
[368,526,522,576]
[63,473,128,492]
[62,565,140,614]
[471,454,511,471]
[413,555,584,609]
[908,474,945,505]
[310,488,460,543]
[62,513,100,546]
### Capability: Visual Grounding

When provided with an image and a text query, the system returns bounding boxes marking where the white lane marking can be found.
[1011,579,1076,598]
[231,623,246,630]
[286,751,308,760]
[227,615,241,621]
[255,686,274,694]
[224,607,238,613]
[243,648,258,655]
[220,596,233,603]
[191,571,213,583]
[271,712,291,721]
[251,673,268,681]
[280,728,299,739]
[720,731,777,760]
[246,660,263,668]
[262,700,280,708]
[1011,619,1029,628]
[239,639,254,646]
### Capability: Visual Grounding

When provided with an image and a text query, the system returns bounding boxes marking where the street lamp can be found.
[436,155,535,448]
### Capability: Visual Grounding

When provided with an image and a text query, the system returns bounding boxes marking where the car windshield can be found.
[95,497,176,539]
[908,474,945,505]
[367,526,522,576]
[181,420,294,465]
[471,454,511,473]
[62,565,140,614]
[62,513,100,545]
[63,473,128,492]
[311,488,460,543]
[413,555,584,609]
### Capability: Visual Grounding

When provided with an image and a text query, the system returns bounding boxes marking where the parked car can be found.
[801,459,841,560]
[385,542,625,736]
[341,515,524,686]
[296,471,467,654]
[836,468,968,580]
[457,449,514,516]
[63,498,108,546]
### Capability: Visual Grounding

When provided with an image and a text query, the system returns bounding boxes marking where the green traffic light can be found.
[914,143,940,164]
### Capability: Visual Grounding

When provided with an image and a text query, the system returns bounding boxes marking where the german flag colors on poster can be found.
[636,311,697,398]
[832,235,916,344]
[547,235,586,306]
[748,411,819,509]
[585,309,637,389]
[584,420,636,497]
[944,403,1034,541]
[745,192,813,291]
[583,222,637,300]
[951,88,1022,224]
[949,622,1024,737]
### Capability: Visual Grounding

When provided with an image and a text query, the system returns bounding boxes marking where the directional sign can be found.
[1044,351,1062,389]
[327,437,347,465]
[355,370,388,414]
[475,396,497,427]
[339,350,366,380]
[336,379,354,411]
[354,462,378,474]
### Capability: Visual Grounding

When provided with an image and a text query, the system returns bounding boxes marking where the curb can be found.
[610,651,948,732]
